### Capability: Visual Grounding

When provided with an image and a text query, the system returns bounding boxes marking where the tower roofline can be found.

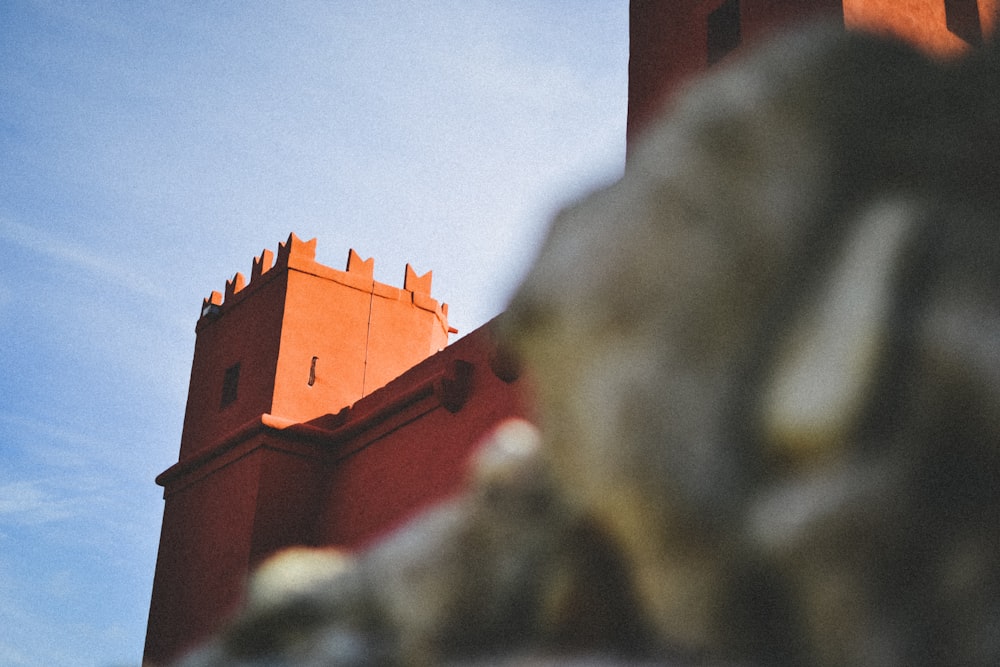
[197,232,453,336]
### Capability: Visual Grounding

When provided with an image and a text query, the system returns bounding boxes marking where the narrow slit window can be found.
[308,356,318,387]
[221,363,240,408]
[945,0,982,45]
[707,0,741,66]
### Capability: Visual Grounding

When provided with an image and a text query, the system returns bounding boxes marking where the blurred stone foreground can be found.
[176,24,1000,667]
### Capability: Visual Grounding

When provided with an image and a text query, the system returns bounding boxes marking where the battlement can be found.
[198,233,454,334]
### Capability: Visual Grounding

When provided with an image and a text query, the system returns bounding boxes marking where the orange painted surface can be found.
[844,0,996,57]
[145,440,266,664]
[146,435,329,663]
[145,321,529,665]
[178,268,286,460]
[145,234,526,665]
[364,263,451,396]
[178,233,452,460]
[315,325,530,549]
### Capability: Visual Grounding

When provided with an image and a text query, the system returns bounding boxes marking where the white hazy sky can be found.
[0,2,628,665]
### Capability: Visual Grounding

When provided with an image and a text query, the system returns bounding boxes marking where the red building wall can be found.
[144,237,528,665]
[627,0,844,149]
[627,0,996,150]
[315,329,529,548]
[145,437,328,664]
[177,266,287,460]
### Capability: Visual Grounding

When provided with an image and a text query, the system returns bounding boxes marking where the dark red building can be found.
[144,2,996,664]
[144,234,532,664]
[628,0,995,147]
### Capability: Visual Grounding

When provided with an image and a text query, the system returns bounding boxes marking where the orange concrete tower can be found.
[178,232,452,461]
[144,233,454,664]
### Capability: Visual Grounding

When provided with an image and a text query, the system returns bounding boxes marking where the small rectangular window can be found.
[221,363,240,408]
[708,0,741,66]
[945,0,982,46]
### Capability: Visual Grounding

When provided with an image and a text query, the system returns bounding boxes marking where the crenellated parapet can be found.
[198,233,454,335]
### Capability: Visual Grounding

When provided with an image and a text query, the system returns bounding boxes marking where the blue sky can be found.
[0,2,627,665]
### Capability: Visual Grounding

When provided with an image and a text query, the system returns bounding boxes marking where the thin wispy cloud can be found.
[0,480,80,525]
[0,217,169,302]
[0,412,113,469]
